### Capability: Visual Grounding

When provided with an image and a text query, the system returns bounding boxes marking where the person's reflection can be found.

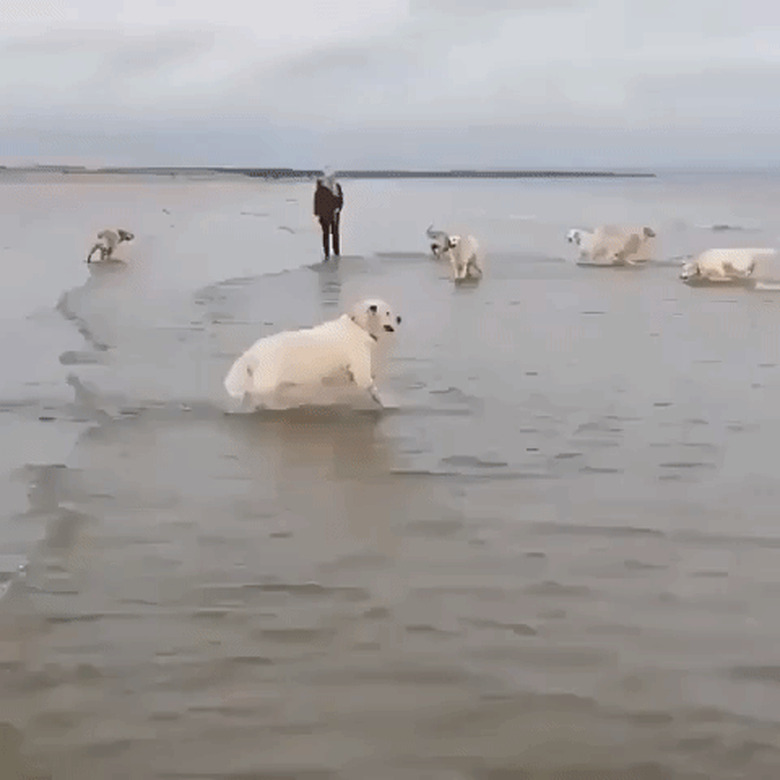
[315,257,342,314]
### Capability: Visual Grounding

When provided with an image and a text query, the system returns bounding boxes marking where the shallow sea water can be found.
[2,171,780,778]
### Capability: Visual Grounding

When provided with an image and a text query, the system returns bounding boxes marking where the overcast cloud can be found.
[2,0,779,168]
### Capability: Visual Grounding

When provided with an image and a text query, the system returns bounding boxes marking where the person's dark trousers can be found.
[319,216,341,259]
[319,218,330,258]
[331,213,340,256]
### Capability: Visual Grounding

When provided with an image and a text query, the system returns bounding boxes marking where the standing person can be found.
[313,170,343,260]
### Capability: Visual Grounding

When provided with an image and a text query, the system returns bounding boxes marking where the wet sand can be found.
[2,172,780,778]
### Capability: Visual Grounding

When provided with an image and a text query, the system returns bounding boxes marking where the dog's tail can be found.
[86,244,101,263]
[223,353,253,399]
[426,224,437,238]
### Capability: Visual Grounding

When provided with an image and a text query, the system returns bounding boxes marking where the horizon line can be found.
[0,164,657,179]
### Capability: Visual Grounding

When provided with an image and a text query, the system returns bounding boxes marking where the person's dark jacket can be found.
[314,180,343,221]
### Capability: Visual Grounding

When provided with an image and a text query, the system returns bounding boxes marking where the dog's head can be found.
[117,229,134,242]
[566,229,582,245]
[680,261,699,280]
[349,298,402,339]
[447,235,462,250]
[642,226,656,239]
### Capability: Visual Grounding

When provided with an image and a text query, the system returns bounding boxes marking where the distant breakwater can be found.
[1,166,656,180]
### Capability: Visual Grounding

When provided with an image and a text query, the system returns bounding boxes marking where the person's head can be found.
[322,167,338,190]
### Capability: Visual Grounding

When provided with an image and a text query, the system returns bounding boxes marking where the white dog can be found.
[680,248,775,283]
[87,228,134,263]
[442,234,483,281]
[223,298,401,408]
[567,225,656,265]
[426,224,451,259]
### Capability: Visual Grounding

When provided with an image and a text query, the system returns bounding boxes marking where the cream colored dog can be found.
[223,298,401,408]
[680,248,775,282]
[87,228,134,263]
[568,225,656,265]
[442,234,483,281]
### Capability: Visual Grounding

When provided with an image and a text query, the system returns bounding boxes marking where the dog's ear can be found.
[643,227,656,238]
[396,315,401,324]
[368,304,378,314]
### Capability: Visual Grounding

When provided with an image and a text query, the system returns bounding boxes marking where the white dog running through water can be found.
[223,298,401,408]
[426,224,451,259]
[679,248,776,283]
[87,229,134,263]
[442,234,483,281]
[567,225,656,265]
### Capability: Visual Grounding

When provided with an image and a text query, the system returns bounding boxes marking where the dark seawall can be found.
[1,165,656,180]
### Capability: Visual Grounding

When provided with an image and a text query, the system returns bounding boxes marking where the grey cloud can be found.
[2,0,780,169]
[628,66,780,128]
[104,29,217,79]
[0,26,237,124]
[246,10,503,116]
[411,0,583,14]
[624,0,780,41]
[2,27,217,78]
[281,43,384,79]
[218,24,438,122]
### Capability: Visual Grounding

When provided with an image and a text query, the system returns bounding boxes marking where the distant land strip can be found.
[0,165,656,179]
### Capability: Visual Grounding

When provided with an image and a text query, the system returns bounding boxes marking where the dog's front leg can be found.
[349,354,383,407]
[368,383,384,408]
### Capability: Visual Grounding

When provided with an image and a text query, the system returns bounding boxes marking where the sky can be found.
[2,0,780,169]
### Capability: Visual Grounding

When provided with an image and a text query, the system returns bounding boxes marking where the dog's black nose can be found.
[384,325,395,332]
[396,316,401,324]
